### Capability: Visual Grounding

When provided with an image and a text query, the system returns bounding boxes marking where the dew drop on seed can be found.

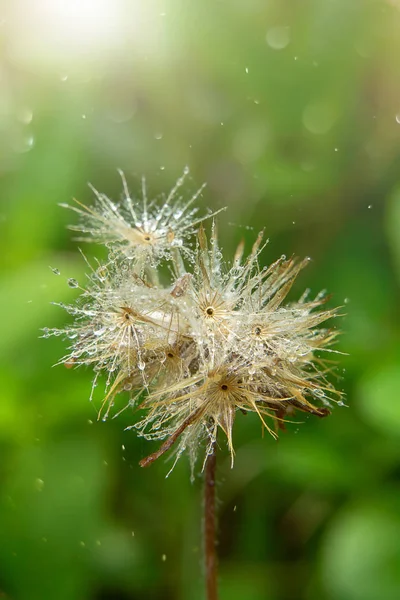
[67,278,79,288]
[50,267,60,275]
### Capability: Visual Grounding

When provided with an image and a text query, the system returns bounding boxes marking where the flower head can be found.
[48,172,343,476]
[60,167,223,281]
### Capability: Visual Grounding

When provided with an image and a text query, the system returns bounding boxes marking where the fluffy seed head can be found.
[48,171,343,476]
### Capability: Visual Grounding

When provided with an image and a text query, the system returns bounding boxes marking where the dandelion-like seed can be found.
[47,169,344,600]
[60,167,224,282]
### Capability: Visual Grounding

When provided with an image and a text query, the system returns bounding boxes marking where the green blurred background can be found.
[1,0,400,599]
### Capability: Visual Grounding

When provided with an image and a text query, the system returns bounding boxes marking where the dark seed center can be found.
[206,307,214,316]
[221,384,228,391]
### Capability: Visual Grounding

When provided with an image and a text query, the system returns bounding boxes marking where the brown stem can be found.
[204,441,218,600]
[139,406,205,468]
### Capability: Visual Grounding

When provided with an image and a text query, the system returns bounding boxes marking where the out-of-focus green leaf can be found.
[357,363,400,436]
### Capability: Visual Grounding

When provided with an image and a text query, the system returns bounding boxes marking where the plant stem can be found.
[204,441,218,600]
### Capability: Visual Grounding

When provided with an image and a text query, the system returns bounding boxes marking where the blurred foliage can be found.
[1,0,400,599]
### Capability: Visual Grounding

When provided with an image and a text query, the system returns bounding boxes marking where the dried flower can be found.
[60,167,223,282]
[47,171,343,475]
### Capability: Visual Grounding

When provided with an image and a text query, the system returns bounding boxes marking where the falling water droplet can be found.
[35,478,44,491]
[266,26,290,50]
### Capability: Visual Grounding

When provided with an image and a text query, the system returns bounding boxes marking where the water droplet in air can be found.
[67,278,79,288]
[14,134,35,153]
[82,114,87,119]
[344,298,350,304]
[161,554,167,562]
[245,67,249,73]
[266,26,290,50]
[35,478,44,491]
[17,107,33,124]
[60,74,68,81]
[50,267,60,275]
[154,132,163,140]
[396,114,400,124]
[302,102,336,135]
[367,204,372,209]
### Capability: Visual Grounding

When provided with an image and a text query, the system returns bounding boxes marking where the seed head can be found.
[48,171,343,476]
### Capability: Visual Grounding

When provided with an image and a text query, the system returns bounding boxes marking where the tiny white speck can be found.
[245,67,249,74]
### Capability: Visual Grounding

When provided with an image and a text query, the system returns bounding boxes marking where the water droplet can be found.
[161,554,167,562]
[60,74,68,81]
[122,444,125,451]
[266,26,290,50]
[183,165,190,175]
[396,114,400,124]
[79,541,86,547]
[160,165,165,170]
[17,107,33,124]
[344,297,350,304]
[82,114,87,120]
[367,204,372,209]
[35,478,44,491]
[14,133,35,153]
[88,419,93,425]
[50,267,60,275]
[302,102,336,135]
[245,67,249,74]
[138,361,145,371]
[154,132,163,140]
[67,278,79,288]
